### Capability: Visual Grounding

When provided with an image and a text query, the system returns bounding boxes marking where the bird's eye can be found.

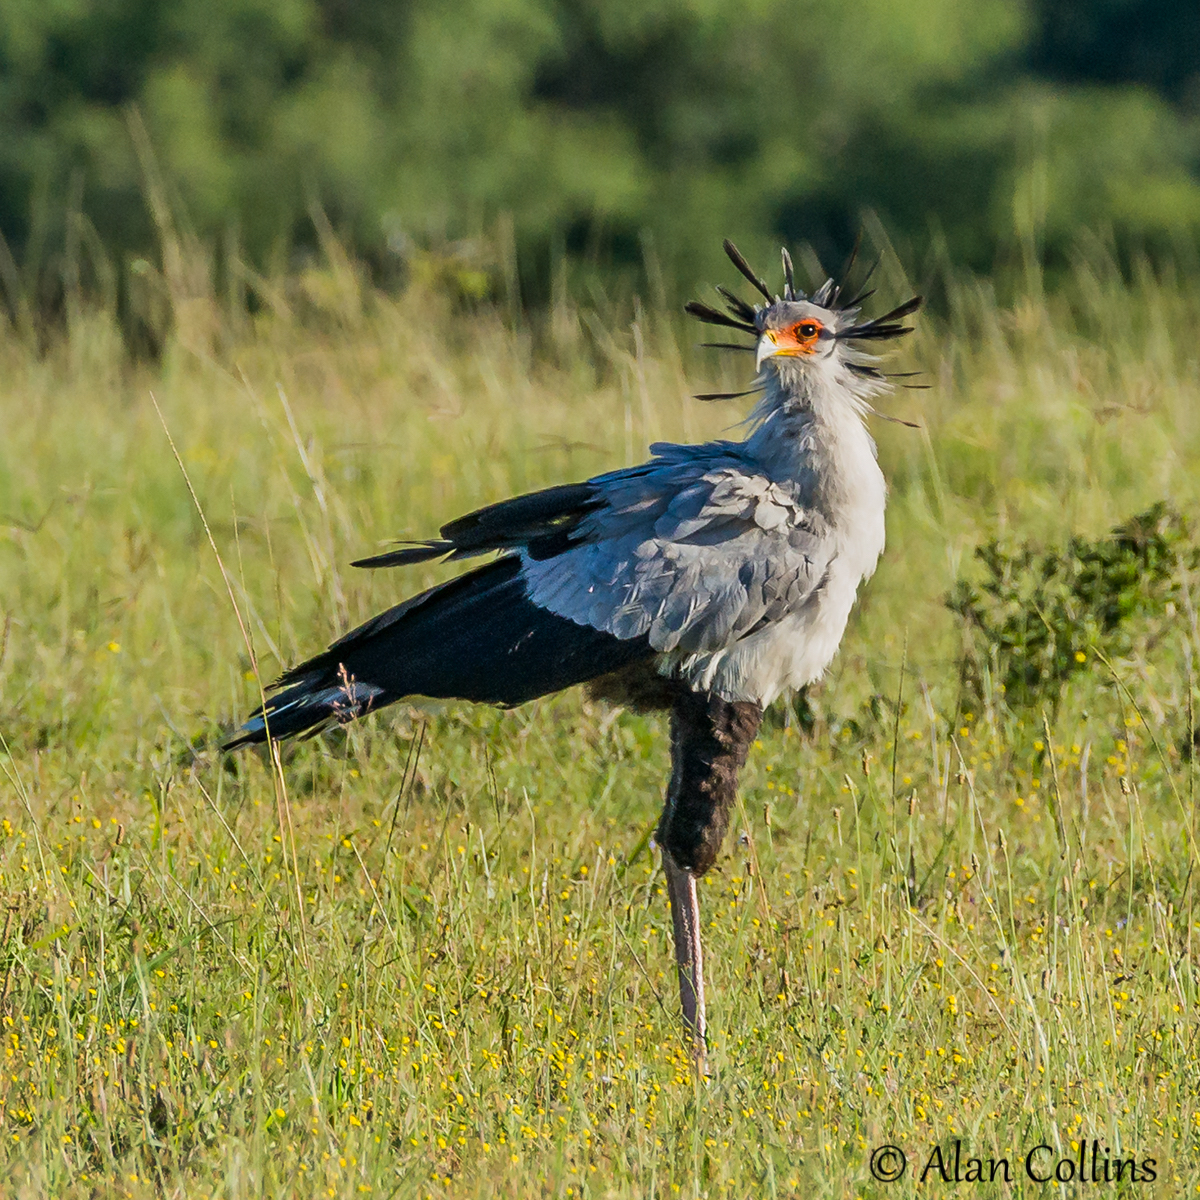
[797,322,819,339]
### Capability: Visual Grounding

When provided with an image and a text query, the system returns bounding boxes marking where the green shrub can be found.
[947,501,1195,710]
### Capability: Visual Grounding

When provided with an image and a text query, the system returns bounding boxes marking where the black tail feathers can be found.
[221,667,388,749]
[224,556,652,749]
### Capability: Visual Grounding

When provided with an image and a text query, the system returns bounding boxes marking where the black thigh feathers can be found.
[225,556,653,747]
[657,691,763,875]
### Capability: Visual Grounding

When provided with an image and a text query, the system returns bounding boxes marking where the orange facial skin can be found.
[760,319,824,357]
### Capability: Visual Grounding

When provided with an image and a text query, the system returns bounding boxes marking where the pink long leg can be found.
[663,851,707,1070]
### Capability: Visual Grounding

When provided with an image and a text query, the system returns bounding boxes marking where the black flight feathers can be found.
[352,482,603,570]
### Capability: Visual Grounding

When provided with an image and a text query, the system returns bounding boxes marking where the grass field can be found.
[4,243,1200,1197]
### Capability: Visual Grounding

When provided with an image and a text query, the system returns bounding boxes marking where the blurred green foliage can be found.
[1,0,1198,310]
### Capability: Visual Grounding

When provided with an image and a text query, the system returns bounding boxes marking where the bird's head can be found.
[685,239,922,403]
[753,300,838,371]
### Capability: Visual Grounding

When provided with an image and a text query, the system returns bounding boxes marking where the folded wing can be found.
[521,444,834,654]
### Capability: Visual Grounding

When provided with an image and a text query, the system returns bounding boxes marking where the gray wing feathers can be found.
[523,455,833,654]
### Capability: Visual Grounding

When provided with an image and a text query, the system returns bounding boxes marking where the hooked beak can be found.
[755,328,810,370]
[756,330,786,371]
[755,332,779,371]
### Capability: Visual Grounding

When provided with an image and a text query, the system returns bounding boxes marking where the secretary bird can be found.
[225,240,920,1061]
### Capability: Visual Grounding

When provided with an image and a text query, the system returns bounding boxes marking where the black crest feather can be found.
[715,285,757,323]
[827,231,863,309]
[693,388,763,402]
[722,240,773,302]
[683,300,756,335]
[837,294,923,342]
[780,247,796,300]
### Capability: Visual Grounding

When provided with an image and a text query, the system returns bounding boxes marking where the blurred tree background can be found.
[0,0,1198,320]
